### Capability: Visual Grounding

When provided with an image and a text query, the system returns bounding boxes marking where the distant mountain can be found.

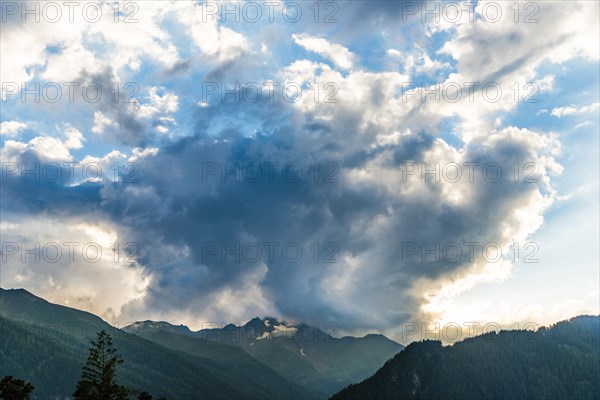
[331,315,600,400]
[0,288,314,399]
[126,320,195,336]
[124,316,404,397]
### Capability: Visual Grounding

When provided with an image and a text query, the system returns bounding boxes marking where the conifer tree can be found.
[73,330,129,400]
[0,376,34,400]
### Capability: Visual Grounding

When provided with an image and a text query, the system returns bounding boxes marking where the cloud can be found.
[68,69,180,146]
[1,0,182,92]
[92,111,116,135]
[292,34,355,70]
[551,102,600,117]
[178,3,249,63]
[393,45,451,76]
[64,126,85,150]
[427,290,600,341]
[439,1,599,83]
[3,129,82,163]
[0,215,150,323]
[1,84,562,333]
[0,121,27,137]
[0,0,595,336]
[574,121,593,129]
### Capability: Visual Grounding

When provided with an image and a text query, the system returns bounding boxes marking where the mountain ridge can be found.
[331,315,600,400]
[0,287,403,398]
[0,287,317,399]
[123,314,404,397]
[124,317,397,342]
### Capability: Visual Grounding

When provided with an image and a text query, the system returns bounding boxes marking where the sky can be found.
[0,0,598,344]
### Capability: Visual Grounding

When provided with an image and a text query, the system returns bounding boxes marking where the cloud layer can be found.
[1,1,598,336]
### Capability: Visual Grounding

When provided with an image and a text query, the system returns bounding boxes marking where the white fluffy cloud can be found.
[1,1,182,89]
[551,102,600,117]
[436,1,599,134]
[292,33,355,70]
[1,126,85,162]
[178,3,249,63]
[0,121,27,136]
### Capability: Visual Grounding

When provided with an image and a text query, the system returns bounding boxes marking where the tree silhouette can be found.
[136,391,152,400]
[0,376,34,400]
[73,330,129,400]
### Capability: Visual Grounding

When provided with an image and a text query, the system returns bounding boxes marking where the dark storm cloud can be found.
[67,68,152,147]
[1,83,554,331]
[0,150,103,215]
[0,0,563,332]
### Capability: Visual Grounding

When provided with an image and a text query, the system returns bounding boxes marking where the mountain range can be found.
[123,317,403,397]
[0,288,402,399]
[331,315,600,400]
[2,287,599,400]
